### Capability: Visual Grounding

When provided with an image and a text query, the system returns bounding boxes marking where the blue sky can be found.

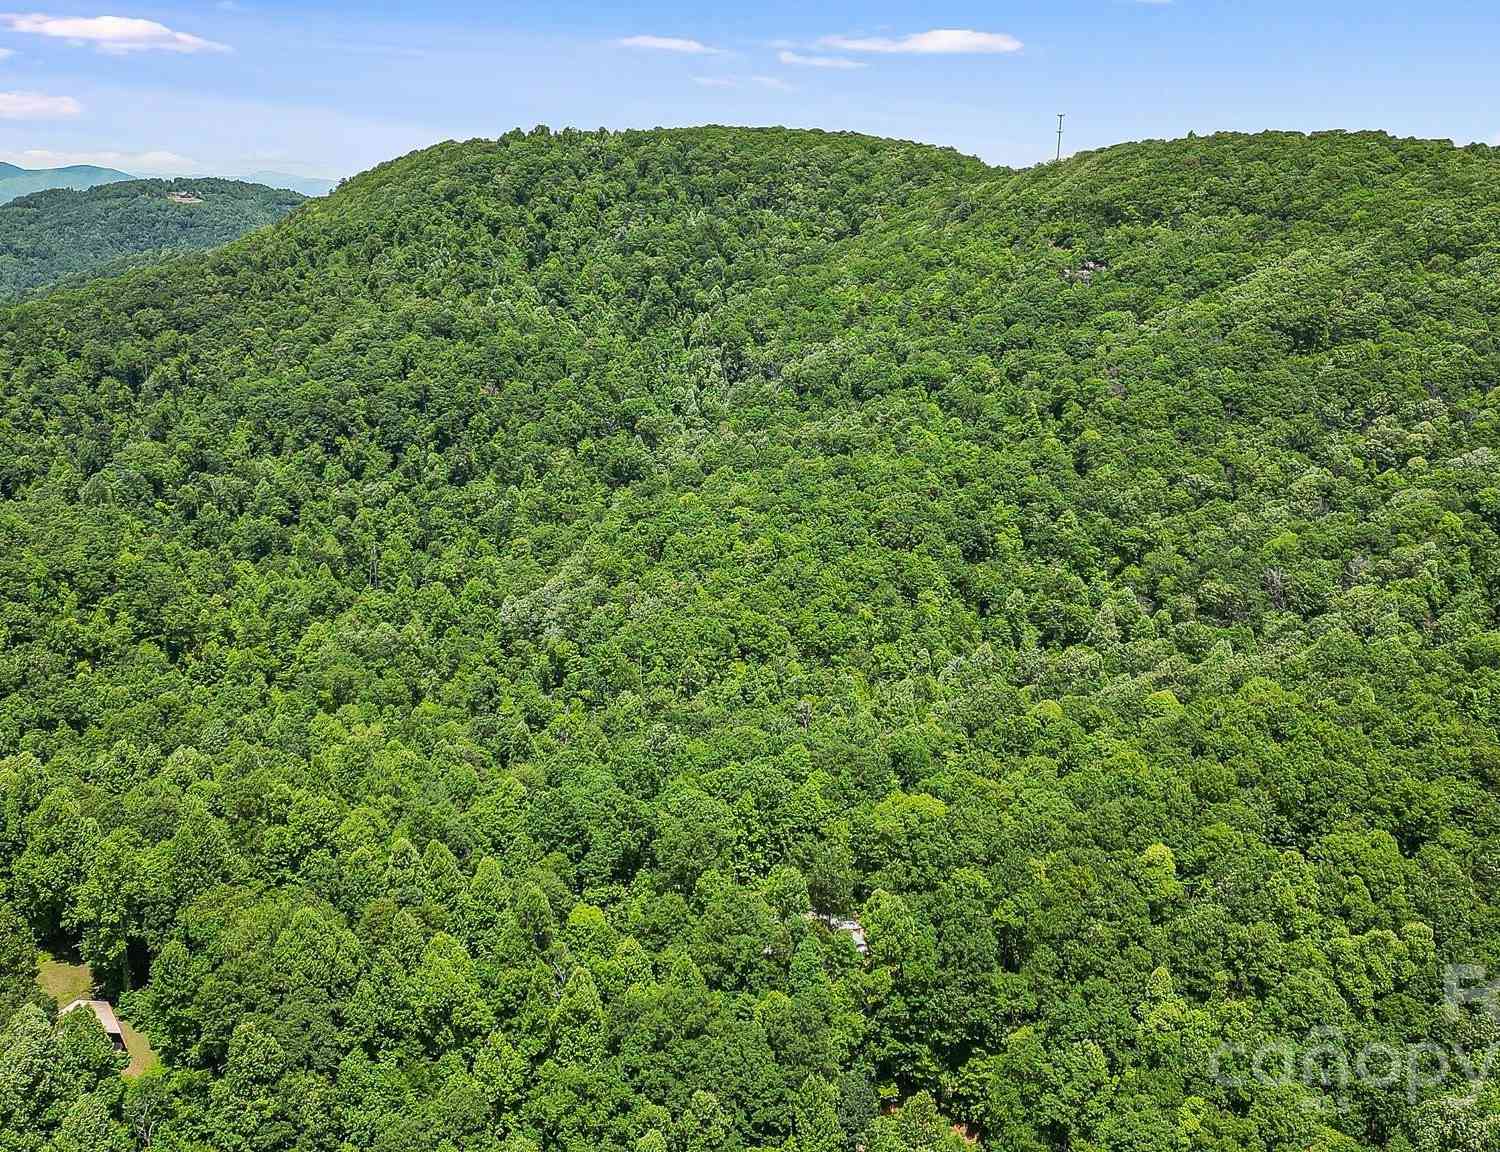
[0,0,1494,180]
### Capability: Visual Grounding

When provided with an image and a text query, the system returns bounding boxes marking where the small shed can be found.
[59,998,127,1051]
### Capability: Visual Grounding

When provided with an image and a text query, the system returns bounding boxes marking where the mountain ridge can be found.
[240,169,338,196]
[0,161,133,204]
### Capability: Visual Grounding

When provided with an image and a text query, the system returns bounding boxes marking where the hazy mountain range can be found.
[0,162,337,204]
[239,170,338,197]
[0,162,133,204]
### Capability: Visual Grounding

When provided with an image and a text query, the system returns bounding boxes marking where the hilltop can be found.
[0,126,1497,1152]
[0,176,305,300]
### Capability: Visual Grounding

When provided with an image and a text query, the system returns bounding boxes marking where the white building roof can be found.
[59,998,124,1037]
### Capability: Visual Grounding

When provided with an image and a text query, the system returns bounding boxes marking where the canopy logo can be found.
[1209,965,1500,1107]
[1446,963,1500,1021]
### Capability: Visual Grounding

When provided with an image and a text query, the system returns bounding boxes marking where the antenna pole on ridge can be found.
[1055,113,1066,162]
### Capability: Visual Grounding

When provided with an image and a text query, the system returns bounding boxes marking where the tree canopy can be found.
[0,124,1498,1152]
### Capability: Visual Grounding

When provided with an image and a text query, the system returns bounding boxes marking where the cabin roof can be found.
[60,998,123,1037]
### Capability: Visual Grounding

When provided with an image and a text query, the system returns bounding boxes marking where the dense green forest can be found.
[0,178,304,301]
[0,125,1497,1152]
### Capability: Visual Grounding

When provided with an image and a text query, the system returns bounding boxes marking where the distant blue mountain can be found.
[0,163,133,203]
[241,170,337,197]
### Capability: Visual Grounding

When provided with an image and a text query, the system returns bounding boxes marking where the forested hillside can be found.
[0,125,1497,1152]
[0,177,305,301]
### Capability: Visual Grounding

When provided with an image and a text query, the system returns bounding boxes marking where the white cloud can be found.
[0,89,78,118]
[820,28,1022,54]
[619,34,722,54]
[0,13,229,54]
[0,46,14,58]
[778,50,863,69]
[692,75,794,92]
[0,146,205,172]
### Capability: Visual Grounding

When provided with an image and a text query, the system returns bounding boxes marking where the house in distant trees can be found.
[806,911,869,955]
[59,998,127,1051]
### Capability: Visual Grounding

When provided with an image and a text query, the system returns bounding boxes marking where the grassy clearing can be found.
[35,952,158,1076]
[36,954,92,1005]
[120,1019,159,1076]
